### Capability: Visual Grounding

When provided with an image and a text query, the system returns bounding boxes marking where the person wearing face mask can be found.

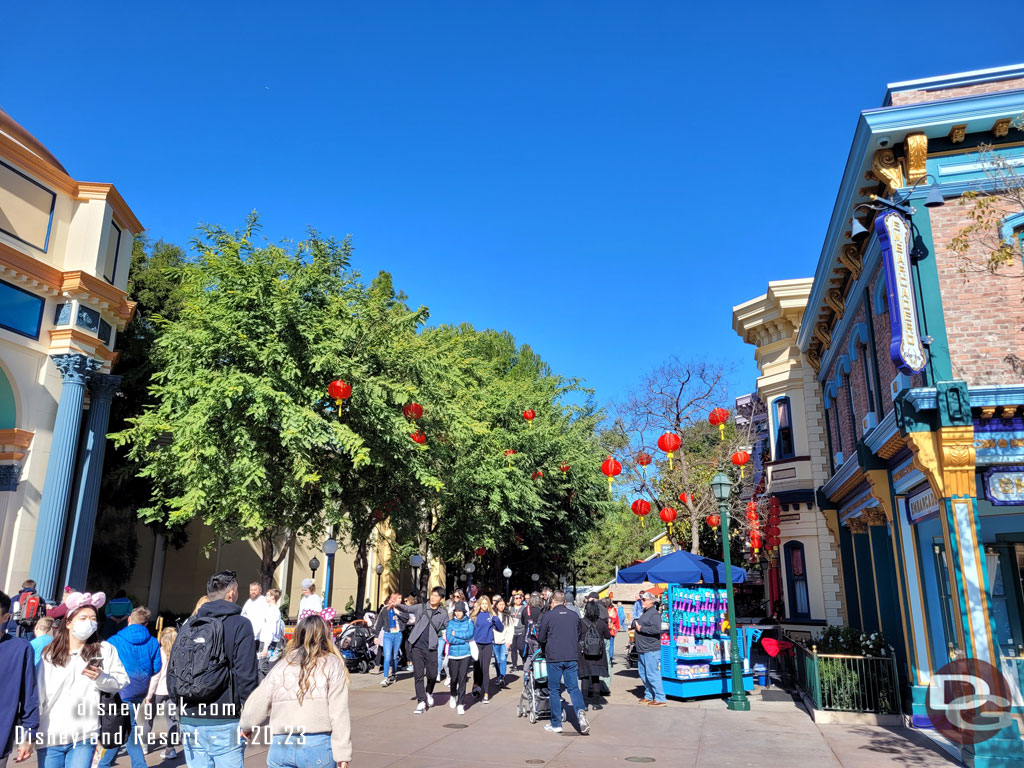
[36,592,129,768]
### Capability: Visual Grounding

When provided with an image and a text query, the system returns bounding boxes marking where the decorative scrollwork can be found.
[837,243,863,280]
[813,322,832,350]
[825,288,846,319]
[905,133,928,185]
[870,148,904,195]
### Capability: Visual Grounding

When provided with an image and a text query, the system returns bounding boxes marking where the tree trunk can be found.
[353,538,368,615]
[259,531,292,592]
[690,510,700,554]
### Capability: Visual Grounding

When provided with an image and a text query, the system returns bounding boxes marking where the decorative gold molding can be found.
[822,507,842,552]
[948,124,967,144]
[837,243,863,281]
[825,287,846,319]
[806,347,822,374]
[864,469,895,525]
[869,148,904,195]
[863,507,887,527]
[0,428,34,463]
[993,119,1012,138]
[999,405,1020,419]
[847,517,868,534]
[905,133,928,185]
[906,430,943,499]
[813,322,832,350]
[940,426,976,498]
[980,406,997,419]
[877,432,906,460]
[858,185,881,199]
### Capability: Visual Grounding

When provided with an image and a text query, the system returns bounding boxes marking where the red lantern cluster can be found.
[328,379,352,405]
[731,450,750,479]
[403,402,423,420]
[410,430,427,444]
[600,456,622,493]
[765,496,782,551]
[657,433,681,470]
[708,407,730,440]
[746,497,761,552]
[631,499,651,528]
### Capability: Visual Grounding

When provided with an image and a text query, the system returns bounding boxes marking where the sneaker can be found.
[578,711,591,735]
[427,693,435,707]
[414,702,427,714]
[482,695,490,705]
[449,696,457,709]
[436,674,443,683]
[165,749,177,761]
[457,705,466,716]
[648,700,667,707]
[472,686,481,698]
[380,677,392,688]
[373,668,384,674]
[544,724,563,734]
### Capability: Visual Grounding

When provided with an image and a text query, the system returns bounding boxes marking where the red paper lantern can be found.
[769,496,781,512]
[706,513,720,528]
[708,407,730,440]
[523,409,536,427]
[475,546,487,557]
[746,500,758,514]
[679,492,692,506]
[636,452,653,467]
[659,506,678,533]
[532,470,544,480]
[328,379,352,405]
[631,498,651,528]
[504,448,516,467]
[559,463,570,475]
[749,532,762,552]
[410,430,426,444]
[657,433,681,470]
[600,456,622,493]
[768,525,780,536]
[731,450,751,479]
[403,402,423,420]
[746,509,759,522]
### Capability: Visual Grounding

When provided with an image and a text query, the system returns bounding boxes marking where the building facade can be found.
[789,65,1024,765]
[733,280,845,638]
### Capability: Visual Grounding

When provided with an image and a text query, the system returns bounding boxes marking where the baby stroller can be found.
[624,629,638,668]
[337,619,375,673]
[516,648,551,724]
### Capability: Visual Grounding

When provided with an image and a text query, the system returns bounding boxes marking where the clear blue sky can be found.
[4,2,1021,411]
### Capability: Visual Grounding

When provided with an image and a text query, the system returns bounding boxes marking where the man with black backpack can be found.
[169,571,258,768]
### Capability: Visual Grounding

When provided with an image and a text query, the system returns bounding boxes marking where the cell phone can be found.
[86,657,103,669]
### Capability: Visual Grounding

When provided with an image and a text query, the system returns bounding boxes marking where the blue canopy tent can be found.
[616,550,746,585]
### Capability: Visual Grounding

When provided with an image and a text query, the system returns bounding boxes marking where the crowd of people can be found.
[0,572,662,768]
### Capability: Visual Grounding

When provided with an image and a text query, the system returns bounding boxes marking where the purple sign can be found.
[875,210,927,375]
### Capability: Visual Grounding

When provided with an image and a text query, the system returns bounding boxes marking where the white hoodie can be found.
[37,641,129,745]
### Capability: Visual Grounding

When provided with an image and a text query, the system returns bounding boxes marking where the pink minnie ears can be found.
[66,591,106,613]
[298,607,336,623]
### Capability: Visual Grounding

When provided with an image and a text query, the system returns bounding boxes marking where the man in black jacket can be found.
[630,591,666,705]
[172,571,259,768]
[394,586,449,714]
[536,591,591,735]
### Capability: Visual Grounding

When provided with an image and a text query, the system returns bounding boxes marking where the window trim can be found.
[784,540,811,620]
[772,396,796,460]
[0,159,56,253]
[0,278,45,340]
[104,220,122,284]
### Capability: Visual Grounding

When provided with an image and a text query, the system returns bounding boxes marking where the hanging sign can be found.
[907,485,940,524]
[876,210,927,375]
[985,468,1024,505]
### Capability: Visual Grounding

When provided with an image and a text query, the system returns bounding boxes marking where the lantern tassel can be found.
[667,452,674,471]
[640,517,645,529]
[718,424,725,441]
[607,476,613,495]
[740,467,745,480]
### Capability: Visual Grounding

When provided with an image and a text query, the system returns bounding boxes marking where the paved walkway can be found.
[79,653,960,768]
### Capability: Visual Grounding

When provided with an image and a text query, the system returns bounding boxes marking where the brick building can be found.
[790,64,1024,765]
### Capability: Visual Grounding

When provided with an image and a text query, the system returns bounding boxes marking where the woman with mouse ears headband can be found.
[36,592,129,768]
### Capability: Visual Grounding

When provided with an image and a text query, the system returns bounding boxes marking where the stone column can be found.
[30,354,100,601]
[63,373,121,591]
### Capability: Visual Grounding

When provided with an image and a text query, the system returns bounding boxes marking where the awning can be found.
[616,549,747,585]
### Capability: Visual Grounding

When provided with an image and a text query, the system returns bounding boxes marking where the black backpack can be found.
[525,606,540,638]
[582,620,604,657]
[167,614,231,702]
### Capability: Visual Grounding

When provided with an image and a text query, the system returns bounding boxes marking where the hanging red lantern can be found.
[559,463,570,475]
[750,532,762,553]
[679,491,692,506]
[768,525,780,537]
[769,496,781,512]
[706,513,720,529]
[532,470,544,480]
[403,402,424,420]
[636,452,653,468]
[746,500,758,514]
[523,409,536,427]
[731,450,751,479]
[504,448,516,467]
[410,430,427,444]
[708,408,730,440]
[657,433,681,470]
[328,379,352,406]
[631,499,651,528]
[746,509,759,523]
[475,546,487,557]
[659,506,678,535]
[600,456,622,493]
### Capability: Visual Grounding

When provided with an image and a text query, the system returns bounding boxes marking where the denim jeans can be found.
[546,660,586,730]
[267,732,332,768]
[600,639,612,692]
[382,631,402,677]
[608,635,615,662]
[37,743,94,768]
[179,720,245,768]
[437,642,444,676]
[637,650,666,703]
[99,701,147,768]
[493,643,507,677]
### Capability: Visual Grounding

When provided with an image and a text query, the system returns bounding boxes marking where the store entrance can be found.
[988,542,1024,704]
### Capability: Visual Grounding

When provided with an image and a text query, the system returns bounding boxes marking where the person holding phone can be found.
[36,592,129,768]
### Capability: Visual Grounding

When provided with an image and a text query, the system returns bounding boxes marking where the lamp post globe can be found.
[309,556,320,577]
[503,566,512,594]
[374,562,385,608]
[531,573,540,584]
[464,562,476,593]
[321,538,338,607]
[322,538,338,556]
[711,472,733,502]
[410,554,424,596]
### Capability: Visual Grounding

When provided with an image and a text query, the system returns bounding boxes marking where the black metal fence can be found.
[791,636,901,715]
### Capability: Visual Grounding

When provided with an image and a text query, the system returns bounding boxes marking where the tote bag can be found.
[469,640,479,661]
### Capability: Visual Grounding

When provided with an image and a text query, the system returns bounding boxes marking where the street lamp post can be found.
[569,560,589,602]
[374,563,385,608]
[711,471,750,712]
[531,572,540,590]
[309,556,320,584]
[465,562,476,595]
[410,554,424,598]
[322,538,338,608]
[503,566,512,596]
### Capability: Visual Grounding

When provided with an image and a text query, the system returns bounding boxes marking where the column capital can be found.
[88,373,122,401]
[50,354,101,385]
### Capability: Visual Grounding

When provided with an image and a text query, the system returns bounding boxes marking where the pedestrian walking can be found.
[469,596,503,705]
[240,615,351,768]
[30,618,54,665]
[239,583,266,640]
[297,579,323,616]
[400,595,417,671]
[257,589,284,681]
[371,594,406,687]
[443,602,474,715]
[36,592,129,768]
[6,581,40,639]
[100,592,133,640]
[168,570,259,768]
[631,591,667,706]
[536,591,590,735]
[578,600,611,709]
[142,628,179,760]
[0,590,39,768]
[508,592,526,671]
[99,607,162,768]
[490,596,512,688]
[392,587,449,714]
[600,597,618,694]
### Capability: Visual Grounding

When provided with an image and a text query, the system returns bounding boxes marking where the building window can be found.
[0,279,45,339]
[784,540,811,619]
[0,159,55,252]
[845,375,858,442]
[861,344,876,414]
[824,401,835,475]
[98,319,112,345]
[103,220,122,284]
[773,397,795,460]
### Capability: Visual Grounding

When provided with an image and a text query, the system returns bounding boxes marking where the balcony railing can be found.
[791,636,901,715]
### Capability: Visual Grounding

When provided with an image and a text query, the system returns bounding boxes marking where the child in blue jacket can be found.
[444,602,475,715]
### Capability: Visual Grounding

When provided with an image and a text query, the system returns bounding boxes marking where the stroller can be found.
[337,619,376,673]
[516,648,551,724]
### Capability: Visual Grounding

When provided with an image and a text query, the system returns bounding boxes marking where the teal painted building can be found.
[797,65,1024,766]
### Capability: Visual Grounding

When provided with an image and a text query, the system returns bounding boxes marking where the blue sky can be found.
[4,2,1021,412]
